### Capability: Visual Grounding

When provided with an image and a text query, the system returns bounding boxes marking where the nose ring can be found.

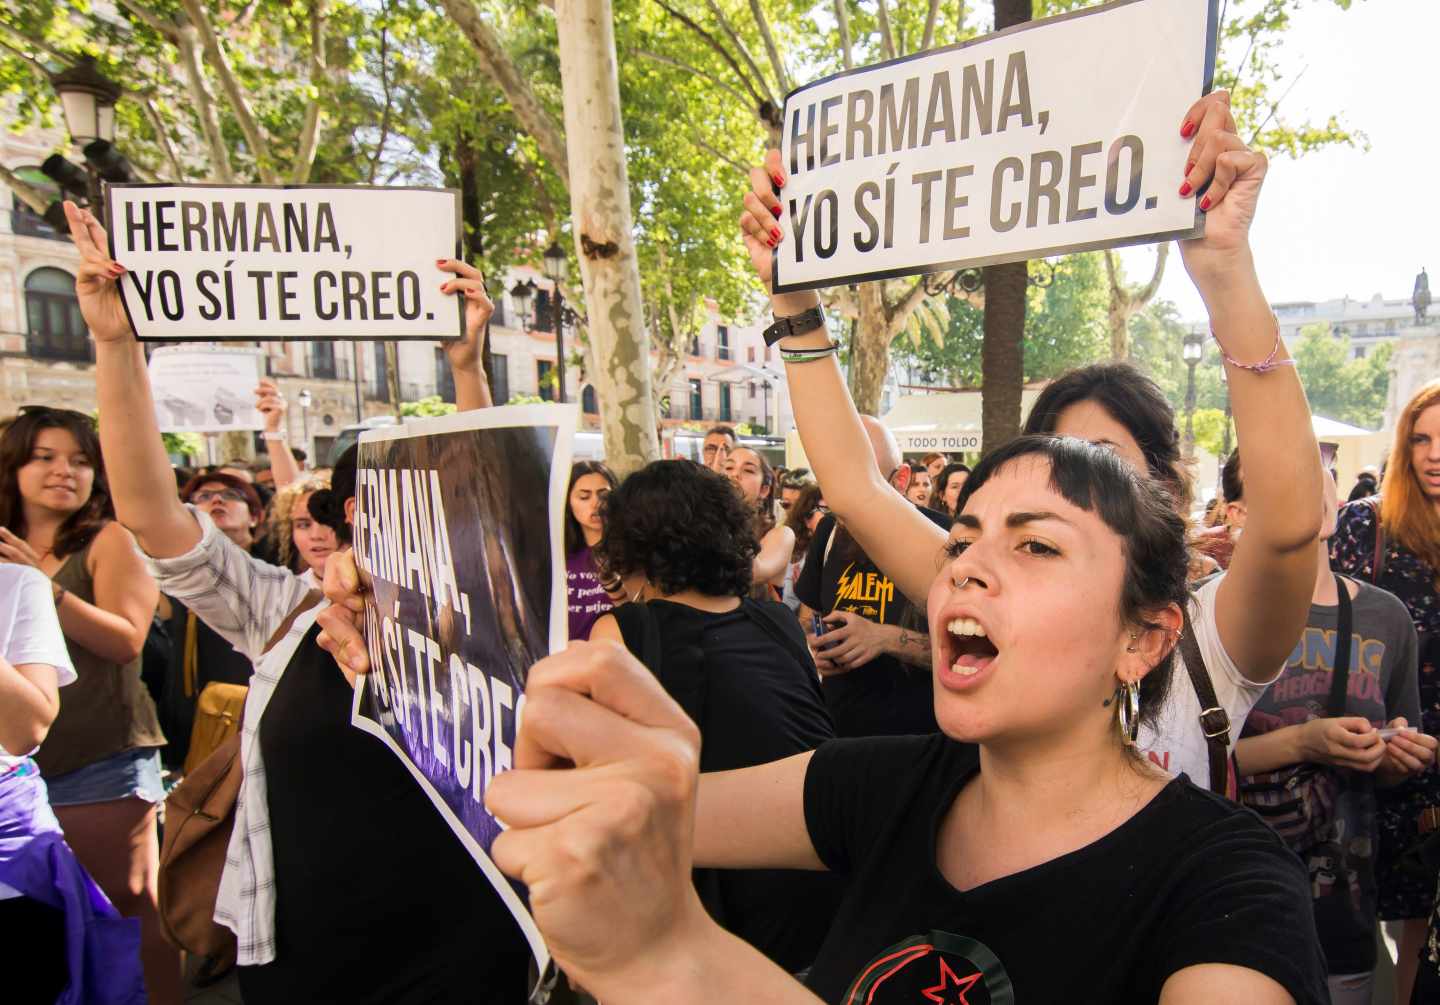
[955,576,970,590]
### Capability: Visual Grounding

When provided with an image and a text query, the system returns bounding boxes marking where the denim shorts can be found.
[44,748,165,807]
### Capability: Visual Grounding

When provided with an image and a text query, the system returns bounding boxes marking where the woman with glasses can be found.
[0,405,179,1001]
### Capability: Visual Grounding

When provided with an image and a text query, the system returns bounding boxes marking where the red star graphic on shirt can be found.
[920,957,983,1004]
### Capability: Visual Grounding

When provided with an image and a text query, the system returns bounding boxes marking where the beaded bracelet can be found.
[1214,318,1296,374]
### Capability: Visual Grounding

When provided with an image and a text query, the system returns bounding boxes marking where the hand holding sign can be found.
[436,259,493,375]
[316,547,369,677]
[486,640,709,998]
[1174,90,1270,291]
[62,201,132,345]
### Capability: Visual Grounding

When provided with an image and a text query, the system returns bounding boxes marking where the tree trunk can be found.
[1104,243,1169,360]
[849,285,893,415]
[981,262,1027,452]
[554,0,659,474]
[980,0,1031,455]
[384,342,401,407]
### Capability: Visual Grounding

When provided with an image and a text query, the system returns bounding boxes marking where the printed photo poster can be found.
[146,345,264,433]
[349,404,577,974]
[773,0,1219,291]
[104,183,464,342]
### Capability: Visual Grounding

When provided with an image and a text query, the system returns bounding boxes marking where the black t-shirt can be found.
[614,598,842,972]
[802,735,1328,1005]
[239,625,530,1003]
[795,509,949,738]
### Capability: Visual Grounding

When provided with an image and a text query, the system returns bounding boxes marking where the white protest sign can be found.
[773,0,1218,292]
[105,185,464,341]
[147,345,264,433]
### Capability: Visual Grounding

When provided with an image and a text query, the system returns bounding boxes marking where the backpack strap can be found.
[1325,575,1355,719]
[611,601,707,728]
[1178,598,1231,796]
[740,598,817,674]
[261,589,325,657]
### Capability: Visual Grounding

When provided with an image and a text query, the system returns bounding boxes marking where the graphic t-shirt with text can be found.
[1239,579,1420,974]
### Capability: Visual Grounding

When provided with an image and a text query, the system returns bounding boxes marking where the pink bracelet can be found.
[1214,318,1296,374]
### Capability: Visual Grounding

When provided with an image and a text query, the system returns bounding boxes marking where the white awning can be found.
[707,363,785,383]
[881,388,1044,454]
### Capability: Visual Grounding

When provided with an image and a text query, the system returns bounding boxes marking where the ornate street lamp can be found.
[1182,328,1205,459]
[543,241,570,404]
[51,55,121,146]
[509,279,535,331]
[42,56,133,228]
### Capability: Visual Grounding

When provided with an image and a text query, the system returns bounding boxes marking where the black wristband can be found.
[762,305,826,347]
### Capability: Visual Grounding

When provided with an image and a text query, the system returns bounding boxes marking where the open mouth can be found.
[945,617,999,677]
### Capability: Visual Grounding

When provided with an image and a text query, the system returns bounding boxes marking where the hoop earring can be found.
[1115,681,1141,746]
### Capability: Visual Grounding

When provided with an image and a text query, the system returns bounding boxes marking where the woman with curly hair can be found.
[1330,378,1440,1003]
[267,475,340,578]
[587,459,839,972]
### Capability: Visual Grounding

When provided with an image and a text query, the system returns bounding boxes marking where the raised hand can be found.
[254,378,286,433]
[436,259,493,375]
[485,640,708,997]
[1174,90,1268,287]
[61,201,133,344]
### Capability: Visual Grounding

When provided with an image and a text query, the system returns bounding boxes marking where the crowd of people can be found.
[1,89,1439,1005]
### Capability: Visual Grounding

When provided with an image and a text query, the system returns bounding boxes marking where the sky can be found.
[1113,0,1439,322]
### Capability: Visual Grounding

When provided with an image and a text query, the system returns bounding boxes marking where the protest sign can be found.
[146,345,264,433]
[773,0,1218,292]
[105,184,463,342]
[349,404,576,973]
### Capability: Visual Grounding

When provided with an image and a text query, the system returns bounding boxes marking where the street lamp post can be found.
[543,242,569,404]
[297,388,313,464]
[1182,328,1205,460]
[510,280,535,332]
[42,56,132,228]
[762,378,772,433]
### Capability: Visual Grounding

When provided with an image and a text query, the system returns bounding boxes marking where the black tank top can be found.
[237,624,530,1003]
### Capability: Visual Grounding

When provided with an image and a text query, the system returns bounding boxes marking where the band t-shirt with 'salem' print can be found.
[801,735,1328,1005]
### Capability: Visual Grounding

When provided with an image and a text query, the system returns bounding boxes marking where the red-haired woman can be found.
[0,406,177,1001]
[1330,378,1440,1003]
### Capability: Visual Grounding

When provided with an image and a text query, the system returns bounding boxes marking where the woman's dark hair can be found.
[956,435,1190,733]
[564,461,618,556]
[1347,471,1378,503]
[180,470,264,520]
[933,462,972,518]
[0,406,114,559]
[307,444,357,545]
[1023,362,1192,516]
[783,483,825,557]
[596,460,755,598]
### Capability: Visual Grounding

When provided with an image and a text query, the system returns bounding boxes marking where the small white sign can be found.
[147,345,264,433]
[774,0,1218,291]
[106,185,463,341]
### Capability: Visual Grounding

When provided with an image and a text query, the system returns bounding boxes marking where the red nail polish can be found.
[1199,196,1212,211]
[1181,120,1196,138]
[767,237,777,248]
[772,174,785,188]
[771,227,782,241]
[1179,181,1192,197]
[770,204,782,218]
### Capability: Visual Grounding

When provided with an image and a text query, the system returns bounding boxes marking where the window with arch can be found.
[581,384,598,414]
[25,268,91,362]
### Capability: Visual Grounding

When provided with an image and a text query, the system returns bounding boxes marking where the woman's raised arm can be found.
[738,154,947,606]
[64,202,200,560]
